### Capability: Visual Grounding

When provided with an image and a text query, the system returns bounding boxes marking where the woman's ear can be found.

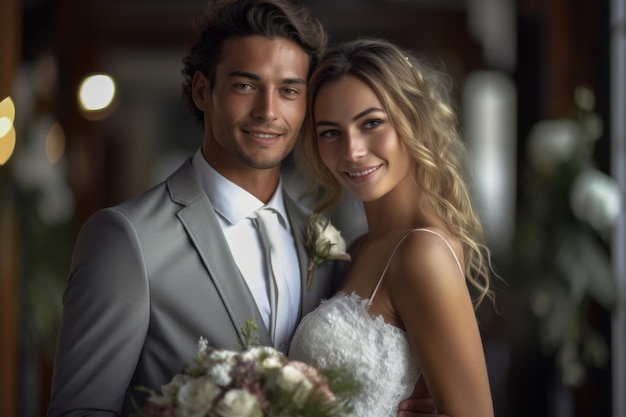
[191,71,211,110]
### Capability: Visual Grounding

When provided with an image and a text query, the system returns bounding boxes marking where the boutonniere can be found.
[305,213,351,290]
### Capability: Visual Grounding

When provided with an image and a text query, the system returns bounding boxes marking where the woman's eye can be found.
[364,119,383,129]
[318,129,340,139]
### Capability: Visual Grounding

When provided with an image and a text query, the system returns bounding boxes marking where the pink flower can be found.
[287,361,336,402]
[142,401,175,417]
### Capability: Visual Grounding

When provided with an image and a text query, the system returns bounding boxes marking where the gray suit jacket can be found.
[47,159,344,416]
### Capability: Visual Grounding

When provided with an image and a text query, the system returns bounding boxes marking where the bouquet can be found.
[132,322,359,417]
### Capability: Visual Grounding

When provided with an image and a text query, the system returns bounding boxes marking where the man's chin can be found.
[238,154,285,170]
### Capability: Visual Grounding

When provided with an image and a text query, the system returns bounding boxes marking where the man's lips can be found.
[242,129,282,139]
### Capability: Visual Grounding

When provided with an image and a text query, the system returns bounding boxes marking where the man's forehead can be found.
[216,36,309,80]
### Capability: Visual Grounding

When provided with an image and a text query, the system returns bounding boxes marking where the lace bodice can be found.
[288,292,420,417]
[289,228,464,417]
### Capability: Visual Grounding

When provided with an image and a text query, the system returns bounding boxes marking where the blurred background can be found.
[1,0,625,416]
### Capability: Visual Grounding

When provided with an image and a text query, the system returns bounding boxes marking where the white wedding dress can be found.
[289,228,464,417]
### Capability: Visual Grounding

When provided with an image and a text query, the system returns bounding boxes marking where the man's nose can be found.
[252,90,278,121]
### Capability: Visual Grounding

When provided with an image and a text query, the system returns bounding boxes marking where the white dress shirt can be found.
[191,149,301,347]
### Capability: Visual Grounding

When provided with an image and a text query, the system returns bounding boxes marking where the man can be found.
[48,1,342,415]
[48,1,433,415]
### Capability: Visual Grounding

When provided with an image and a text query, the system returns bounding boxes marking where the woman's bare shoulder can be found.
[388,228,466,293]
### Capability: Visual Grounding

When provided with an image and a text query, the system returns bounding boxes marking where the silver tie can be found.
[251,208,290,347]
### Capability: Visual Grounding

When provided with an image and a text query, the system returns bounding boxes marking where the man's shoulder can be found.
[89,158,198,224]
[110,180,170,217]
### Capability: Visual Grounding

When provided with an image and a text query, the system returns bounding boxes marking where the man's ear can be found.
[191,71,211,110]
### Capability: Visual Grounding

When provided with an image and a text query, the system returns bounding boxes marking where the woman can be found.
[289,38,496,417]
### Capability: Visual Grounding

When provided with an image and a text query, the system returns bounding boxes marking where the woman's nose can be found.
[343,133,367,161]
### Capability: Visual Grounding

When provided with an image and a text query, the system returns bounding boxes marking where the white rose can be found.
[306,214,351,289]
[286,361,336,402]
[161,373,192,401]
[213,389,262,417]
[176,377,221,417]
[260,355,284,371]
[242,346,286,371]
[527,119,580,176]
[276,364,314,406]
[570,169,623,230]
[319,221,349,259]
[308,215,351,265]
[241,346,271,361]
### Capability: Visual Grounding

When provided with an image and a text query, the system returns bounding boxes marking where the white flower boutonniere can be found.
[305,213,351,290]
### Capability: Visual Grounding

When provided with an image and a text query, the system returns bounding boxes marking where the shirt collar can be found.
[191,148,288,226]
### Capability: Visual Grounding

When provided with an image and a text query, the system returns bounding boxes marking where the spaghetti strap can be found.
[369,228,465,304]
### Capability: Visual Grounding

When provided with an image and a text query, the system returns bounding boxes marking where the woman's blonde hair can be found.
[295,37,495,306]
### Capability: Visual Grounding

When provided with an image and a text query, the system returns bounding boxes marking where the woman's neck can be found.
[363,186,438,239]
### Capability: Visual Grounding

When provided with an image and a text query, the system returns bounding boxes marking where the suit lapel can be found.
[167,159,272,348]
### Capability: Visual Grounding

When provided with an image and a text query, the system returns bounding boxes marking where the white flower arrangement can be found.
[304,213,351,290]
[132,321,358,417]
[513,85,621,386]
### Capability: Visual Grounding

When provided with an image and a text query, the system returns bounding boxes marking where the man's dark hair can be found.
[181,0,328,125]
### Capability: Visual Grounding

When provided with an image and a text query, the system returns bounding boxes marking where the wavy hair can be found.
[296,38,495,306]
[181,0,328,125]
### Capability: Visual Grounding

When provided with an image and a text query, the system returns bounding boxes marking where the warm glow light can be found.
[78,73,116,112]
[0,96,15,122]
[0,126,16,165]
[0,117,11,137]
[0,96,16,137]
[46,122,66,164]
[0,96,17,165]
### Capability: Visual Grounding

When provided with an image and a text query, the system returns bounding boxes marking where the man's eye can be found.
[234,83,252,90]
[282,88,299,96]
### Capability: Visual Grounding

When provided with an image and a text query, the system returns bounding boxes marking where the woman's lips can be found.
[343,165,381,182]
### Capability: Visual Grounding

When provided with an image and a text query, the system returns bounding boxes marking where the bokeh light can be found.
[0,96,17,165]
[45,122,66,164]
[0,117,12,138]
[78,73,117,118]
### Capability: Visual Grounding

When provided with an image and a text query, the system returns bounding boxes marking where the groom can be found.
[47,0,434,416]
[47,1,341,415]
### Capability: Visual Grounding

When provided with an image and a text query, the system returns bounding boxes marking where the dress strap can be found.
[369,228,465,304]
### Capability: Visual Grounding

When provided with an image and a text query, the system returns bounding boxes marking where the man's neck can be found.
[202,154,280,204]
[220,165,281,203]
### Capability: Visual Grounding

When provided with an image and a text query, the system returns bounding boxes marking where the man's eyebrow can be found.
[283,77,307,85]
[228,70,260,80]
[227,70,306,85]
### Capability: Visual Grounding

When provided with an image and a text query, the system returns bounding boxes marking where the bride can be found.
[289,38,496,417]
